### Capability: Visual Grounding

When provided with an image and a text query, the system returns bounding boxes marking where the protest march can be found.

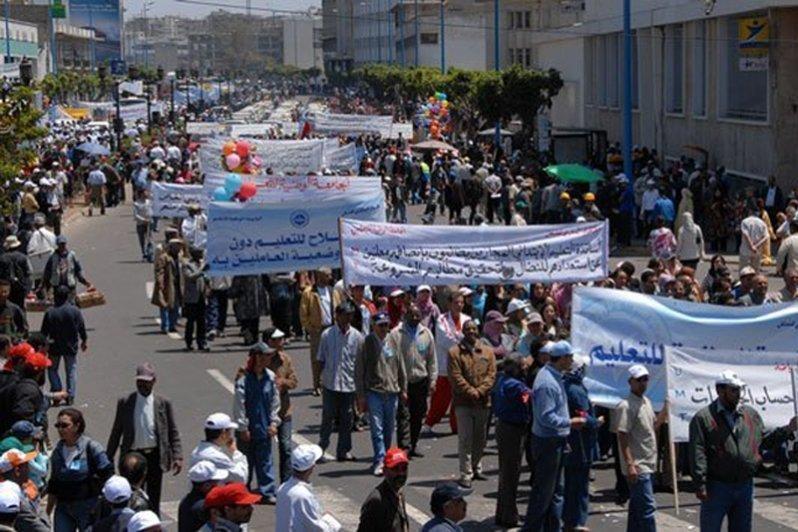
[3,58,798,532]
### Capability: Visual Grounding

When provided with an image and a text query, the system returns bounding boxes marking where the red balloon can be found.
[235,140,250,158]
[239,182,257,200]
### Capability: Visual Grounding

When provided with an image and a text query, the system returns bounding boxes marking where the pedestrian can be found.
[233,343,280,504]
[738,204,769,274]
[300,268,337,397]
[91,475,135,532]
[275,444,339,532]
[150,239,182,334]
[118,452,155,512]
[48,407,115,532]
[205,276,231,341]
[492,353,532,528]
[26,215,56,287]
[391,303,437,457]
[414,285,440,331]
[675,212,705,270]
[615,364,668,532]
[8,352,52,430]
[106,363,183,515]
[41,286,87,404]
[0,448,50,532]
[448,320,496,489]
[522,340,586,532]
[229,275,269,346]
[563,355,604,532]
[178,461,228,532]
[425,292,471,435]
[200,483,260,531]
[355,312,407,475]
[126,510,163,532]
[132,191,152,262]
[689,370,797,532]
[0,279,28,341]
[189,413,248,484]
[317,302,364,462]
[86,164,106,217]
[0,235,32,308]
[180,205,207,250]
[420,482,471,532]
[357,447,410,532]
[181,246,209,352]
[775,215,798,275]
[261,327,298,484]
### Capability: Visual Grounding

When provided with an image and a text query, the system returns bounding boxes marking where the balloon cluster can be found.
[420,91,452,139]
[212,174,258,202]
[221,139,263,174]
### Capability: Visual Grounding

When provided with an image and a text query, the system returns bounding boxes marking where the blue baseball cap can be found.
[10,421,41,439]
[430,482,472,514]
[548,340,575,359]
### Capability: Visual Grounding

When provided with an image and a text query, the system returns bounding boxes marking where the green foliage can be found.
[0,87,46,215]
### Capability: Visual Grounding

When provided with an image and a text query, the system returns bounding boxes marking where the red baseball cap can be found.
[24,352,52,370]
[8,343,34,360]
[204,483,261,509]
[384,447,409,469]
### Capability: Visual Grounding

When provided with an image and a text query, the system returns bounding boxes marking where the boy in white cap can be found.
[189,413,248,484]
[614,364,668,532]
[275,444,340,532]
[689,370,797,532]
[92,475,135,532]
[178,461,229,532]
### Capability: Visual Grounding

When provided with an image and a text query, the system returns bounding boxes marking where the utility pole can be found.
[414,0,419,67]
[494,0,500,147]
[622,0,633,182]
[439,0,445,73]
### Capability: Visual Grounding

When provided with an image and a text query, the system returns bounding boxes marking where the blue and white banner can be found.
[151,182,207,218]
[323,143,358,173]
[573,287,798,433]
[206,187,386,275]
[340,220,608,286]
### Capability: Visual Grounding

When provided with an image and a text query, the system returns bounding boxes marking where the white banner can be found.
[119,80,144,96]
[340,220,608,286]
[200,139,325,176]
[230,123,276,138]
[389,122,413,139]
[118,103,149,123]
[187,122,229,136]
[206,187,386,275]
[311,112,394,137]
[202,175,381,202]
[151,182,208,218]
[573,287,798,416]
[323,143,358,173]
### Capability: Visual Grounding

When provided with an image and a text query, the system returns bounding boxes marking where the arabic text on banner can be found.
[151,182,208,218]
[322,143,358,173]
[206,190,386,276]
[339,219,609,287]
[572,287,798,415]
[199,138,325,175]
[310,112,394,136]
[201,175,381,203]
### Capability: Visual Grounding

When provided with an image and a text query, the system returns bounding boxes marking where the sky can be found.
[124,0,319,19]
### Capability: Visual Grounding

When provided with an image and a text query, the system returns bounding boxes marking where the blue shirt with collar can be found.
[421,516,463,532]
[531,363,571,438]
[317,324,364,393]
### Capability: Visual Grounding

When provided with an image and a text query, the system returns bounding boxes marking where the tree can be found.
[0,87,46,214]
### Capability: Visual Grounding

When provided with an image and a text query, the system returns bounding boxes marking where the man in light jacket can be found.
[189,413,248,484]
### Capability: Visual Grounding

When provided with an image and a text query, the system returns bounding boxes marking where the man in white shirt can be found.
[739,205,770,274]
[87,165,107,216]
[424,291,471,435]
[27,214,56,283]
[189,413,249,484]
[180,204,207,249]
[276,445,341,532]
[640,180,660,233]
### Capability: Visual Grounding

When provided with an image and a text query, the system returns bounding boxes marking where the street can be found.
[30,200,798,532]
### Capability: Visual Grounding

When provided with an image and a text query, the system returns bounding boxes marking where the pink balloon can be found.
[225,153,241,169]
[252,156,263,167]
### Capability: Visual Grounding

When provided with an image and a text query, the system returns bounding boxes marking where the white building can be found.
[282,15,324,71]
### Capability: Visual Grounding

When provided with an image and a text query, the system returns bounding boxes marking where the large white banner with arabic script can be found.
[199,139,325,175]
[573,287,798,417]
[202,175,381,203]
[206,189,386,276]
[151,182,208,218]
[311,112,394,137]
[339,219,609,287]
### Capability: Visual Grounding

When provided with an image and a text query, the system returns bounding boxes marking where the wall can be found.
[773,7,798,187]
[535,37,584,128]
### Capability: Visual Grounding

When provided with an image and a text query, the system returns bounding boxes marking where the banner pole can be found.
[789,366,798,472]
[337,217,347,286]
[664,356,680,515]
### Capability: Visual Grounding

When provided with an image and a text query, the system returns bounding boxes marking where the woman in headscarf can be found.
[415,285,440,331]
[675,212,705,270]
[675,187,693,234]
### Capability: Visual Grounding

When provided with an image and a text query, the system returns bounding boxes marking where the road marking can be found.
[153,317,183,340]
[146,281,153,300]
[205,368,429,526]
[160,500,180,524]
[754,499,798,530]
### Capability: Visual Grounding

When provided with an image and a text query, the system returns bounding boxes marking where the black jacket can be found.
[41,302,87,357]
[11,377,44,427]
[357,480,409,532]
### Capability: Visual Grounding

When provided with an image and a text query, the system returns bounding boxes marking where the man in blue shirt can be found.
[522,341,586,532]
[421,482,471,532]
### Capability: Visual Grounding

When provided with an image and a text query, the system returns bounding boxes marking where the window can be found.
[607,33,619,107]
[692,20,706,116]
[420,33,438,45]
[525,48,532,68]
[719,15,768,121]
[665,24,684,113]
[524,11,531,29]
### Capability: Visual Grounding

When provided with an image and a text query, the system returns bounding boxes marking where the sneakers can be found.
[458,477,472,489]
[373,463,384,476]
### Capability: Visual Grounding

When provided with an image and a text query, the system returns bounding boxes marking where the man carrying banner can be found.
[689,370,797,532]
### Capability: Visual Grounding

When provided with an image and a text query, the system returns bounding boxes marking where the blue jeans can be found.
[159,306,179,332]
[522,435,566,532]
[54,498,96,531]
[48,353,78,399]
[366,391,399,466]
[563,463,591,528]
[627,473,656,532]
[250,437,276,497]
[205,289,229,334]
[277,418,293,483]
[700,479,753,532]
[319,389,354,458]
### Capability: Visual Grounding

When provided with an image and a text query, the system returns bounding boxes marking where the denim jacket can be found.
[48,435,113,501]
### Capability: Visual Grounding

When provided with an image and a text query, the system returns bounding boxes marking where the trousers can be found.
[495,420,527,526]
[425,376,457,433]
[522,435,566,532]
[396,378,430,450]
[319,388,354,458]
[48,353,78,400]
[454,406,489,481]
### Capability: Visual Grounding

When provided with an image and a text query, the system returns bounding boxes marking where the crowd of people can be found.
[1,82,798,532]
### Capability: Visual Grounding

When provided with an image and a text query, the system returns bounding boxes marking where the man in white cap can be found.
[0,482,20,531]
[189,413,248,484]
[126,510,162,532]
[614,364,668,532]
[689,370,797,532]
[0,448,49,532]
[92,475,135,532]
[178,461,229,532]
[275,444,340,532]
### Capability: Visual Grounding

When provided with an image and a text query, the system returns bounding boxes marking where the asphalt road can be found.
[33,198,798,532]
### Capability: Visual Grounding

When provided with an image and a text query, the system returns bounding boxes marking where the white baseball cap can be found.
[458,287,474,297]
[188,460,229,483]
[505,298,529,316]
[0,449,38,473]
[204,413,238,430]
[291,444,323,472]
[417,285,432,293]
[102,475,132,504]
[0,482,20,514]
[126,510,162,532]
[628,364,649,380]
[716,370,745,388]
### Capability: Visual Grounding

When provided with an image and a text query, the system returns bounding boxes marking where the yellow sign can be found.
[738,17,769,57]
[64,107,90,119]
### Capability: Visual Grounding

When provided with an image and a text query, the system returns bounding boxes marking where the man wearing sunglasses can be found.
[615,364,668,532]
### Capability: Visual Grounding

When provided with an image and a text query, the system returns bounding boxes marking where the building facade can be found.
[322,0,354,72]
